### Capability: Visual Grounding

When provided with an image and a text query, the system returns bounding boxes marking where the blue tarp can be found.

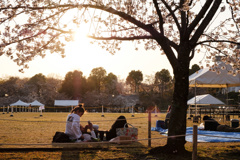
[151,127,240,142]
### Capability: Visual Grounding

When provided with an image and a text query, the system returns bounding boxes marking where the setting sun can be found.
[64,25,115,77]
[73,25,89,43]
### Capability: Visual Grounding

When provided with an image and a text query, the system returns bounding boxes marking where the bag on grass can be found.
[116,123,138,141]
[52,131,72,143]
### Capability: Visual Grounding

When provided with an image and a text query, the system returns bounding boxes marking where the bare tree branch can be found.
[190,0,222,45]
[180,0,187,34]
[0,10,24,25]
[161,0,181,31]
[188,0,214,36]
[226,0,240,34]
[197,40,240,46]
[48,27,73,34]
[87,35,153,40]
[153,0,164,35]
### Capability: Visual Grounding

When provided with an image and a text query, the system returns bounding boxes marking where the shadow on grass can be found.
[211,148,240,160]
[60,150,80,160]
[3,144,240,160]
[0,142,145,160]
[54,141,147,160]
[5,143,240,159]
[147,145,240,160]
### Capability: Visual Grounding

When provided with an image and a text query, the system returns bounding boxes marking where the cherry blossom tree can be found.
[116,77,131,94]
[1,0,240,153]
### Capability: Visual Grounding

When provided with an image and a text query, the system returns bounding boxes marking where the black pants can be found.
[217,125,240,132]
[99,115,128,141]
[203,116,240,132]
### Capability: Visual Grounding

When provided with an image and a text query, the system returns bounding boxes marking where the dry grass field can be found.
[1,112,240,159]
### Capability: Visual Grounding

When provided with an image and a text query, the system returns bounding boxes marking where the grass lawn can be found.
[1,112,240,159]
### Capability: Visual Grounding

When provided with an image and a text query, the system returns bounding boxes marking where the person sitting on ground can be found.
[79,120,101,142]
[202,115,220,131]
[162,105,171,129]
[97,115,128,141]
[80,122,98,142]
[202,115,240,132]
[80,123,99,134]
[65,105,85,142]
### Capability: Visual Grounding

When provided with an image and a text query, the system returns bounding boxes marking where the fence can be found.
[0,105,156,118]
[190,105,240,123]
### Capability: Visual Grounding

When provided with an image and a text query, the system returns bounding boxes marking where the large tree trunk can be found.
[149,46,191,154]
[166,48,191,152]
[166,72,189,151]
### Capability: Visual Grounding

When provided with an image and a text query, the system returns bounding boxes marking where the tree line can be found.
[0,67,174,110]
[0,65,206,110]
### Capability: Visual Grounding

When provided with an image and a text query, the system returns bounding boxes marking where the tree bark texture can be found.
[166,48,190,151]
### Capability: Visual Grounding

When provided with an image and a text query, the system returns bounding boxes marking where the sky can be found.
[0,2,220,81]
[0,36,204,81]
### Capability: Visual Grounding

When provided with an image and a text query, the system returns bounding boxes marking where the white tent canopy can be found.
[187,94,225,106]
[10,100,29,106]
[189,63,240,88]
[54,100,79,106]
[189,62,239,117]
[30,100,44,106]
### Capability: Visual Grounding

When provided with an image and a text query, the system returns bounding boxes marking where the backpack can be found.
[52,132,72,143]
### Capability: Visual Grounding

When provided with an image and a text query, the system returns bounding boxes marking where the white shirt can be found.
[65,113,82,140]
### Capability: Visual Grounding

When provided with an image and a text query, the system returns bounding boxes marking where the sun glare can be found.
[63,26,112,77]
[74,26,89,43]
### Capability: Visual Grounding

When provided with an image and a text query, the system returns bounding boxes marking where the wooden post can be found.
[148,111,151,147]
[131,105,134,117]
[40,108,43,117]
[192,125,198,160]
[10,106,13,117]
[233,107,235,118]
[2,106,5,114]
[210,106,211,118]
[200,108,202,123]
[154,105,158,117]
[213,108,215,118]
[101,105,104,117]
[223,108,225,122]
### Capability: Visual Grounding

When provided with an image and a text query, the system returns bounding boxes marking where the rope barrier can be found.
[0,116,147,123]
[86,106,102,109]
[134,107,139,112]
[2,129,240,146]
[0,105,144,112]
[45,106,72,109]
[2,106,133,110]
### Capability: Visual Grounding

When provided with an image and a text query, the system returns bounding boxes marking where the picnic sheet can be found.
[151,127,240,142]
